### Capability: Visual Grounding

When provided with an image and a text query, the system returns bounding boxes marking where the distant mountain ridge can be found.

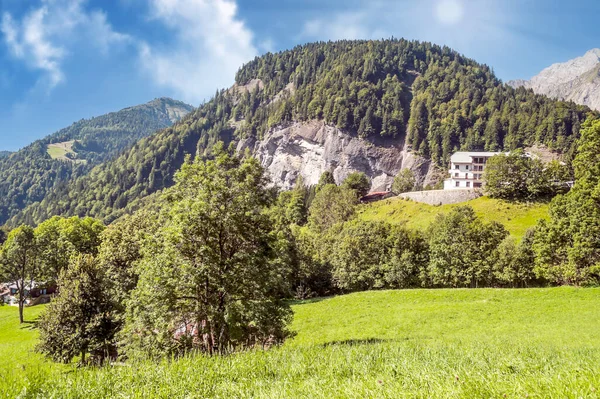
[508,49,600,111]
[0,151,12,159]
[0,98,193,225]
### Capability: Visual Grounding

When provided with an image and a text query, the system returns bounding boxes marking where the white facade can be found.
[443,152,505,190]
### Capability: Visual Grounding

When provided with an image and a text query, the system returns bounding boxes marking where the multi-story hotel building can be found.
[443,152,505,190]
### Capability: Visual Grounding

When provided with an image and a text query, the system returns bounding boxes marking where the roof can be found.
[450,152,506,163]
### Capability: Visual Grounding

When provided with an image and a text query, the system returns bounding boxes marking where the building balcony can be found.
[448,176,483,181]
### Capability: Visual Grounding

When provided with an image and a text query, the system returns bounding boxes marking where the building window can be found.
[455,181,460,187]
[474,182,482,188]
[465,165,469,170]
[466,182,471,188]
[455,172,459,177]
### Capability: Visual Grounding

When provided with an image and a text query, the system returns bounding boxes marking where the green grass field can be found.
[358,196,550,240]
[1,288,599,398]
[46,141,87,164]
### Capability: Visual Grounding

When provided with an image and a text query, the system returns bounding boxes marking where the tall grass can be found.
[1,287,599,398]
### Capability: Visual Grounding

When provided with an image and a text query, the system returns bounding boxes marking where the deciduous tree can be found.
[392,169,416,194]
[342,172,371,198]
[122,145,292,357]
[37,255,118,364]
[0,226,38,323]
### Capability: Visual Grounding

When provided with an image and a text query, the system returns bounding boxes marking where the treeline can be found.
[6,122,600,365]
[0,98,192,226]
[8,39,596,228]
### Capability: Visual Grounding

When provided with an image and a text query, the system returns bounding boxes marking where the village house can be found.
[0,281,55,306]
[443,151,506,190]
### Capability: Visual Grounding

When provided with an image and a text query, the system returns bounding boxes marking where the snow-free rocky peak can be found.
[508,49,600,111]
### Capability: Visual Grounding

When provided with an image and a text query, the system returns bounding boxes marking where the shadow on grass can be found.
[320,338,390,348]
[287,296,333,306]
[20,320,38,331]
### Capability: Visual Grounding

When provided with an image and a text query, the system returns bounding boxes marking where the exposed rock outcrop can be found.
[237,120,439,191]
[508,49,600,111]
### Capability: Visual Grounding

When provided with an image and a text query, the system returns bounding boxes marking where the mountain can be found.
[508,49,600,111]
[0,98,193,225]
[8,39,596,227]
[0,151,12,159]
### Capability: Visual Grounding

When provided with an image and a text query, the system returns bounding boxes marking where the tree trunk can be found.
[18,300,24,324]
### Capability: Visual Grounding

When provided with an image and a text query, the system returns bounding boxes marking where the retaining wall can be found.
[398,189,482,205]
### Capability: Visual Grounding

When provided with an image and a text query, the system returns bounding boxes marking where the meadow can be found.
[1,287,599,398]
[358,196,550,239]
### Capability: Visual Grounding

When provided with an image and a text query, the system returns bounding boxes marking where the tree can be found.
[307,184,358,232]
[532,120,600,285]
[316,171,336,191]
[483,151,554,199]
[427,206,508,287]
[492,231,536,287]
[122,146,293,357]
[272,189,308,227]
[98,211,157,311]
[0,226,38,323]
[384,226,429,288]
[342,172,371,197]
[483,152,529,199]
[35,216,105,283]
[392,168,416,193]
[37,255,118,364]
[331,220,391,291]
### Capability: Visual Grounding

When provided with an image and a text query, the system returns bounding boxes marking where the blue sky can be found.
[1,0,599,151]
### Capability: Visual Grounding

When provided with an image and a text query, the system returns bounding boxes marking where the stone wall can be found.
[398,189,482,205]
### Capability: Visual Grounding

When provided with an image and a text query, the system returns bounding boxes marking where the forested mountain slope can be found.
[9,39,597,226]
[0,151,12,159]
[0,98,193,225]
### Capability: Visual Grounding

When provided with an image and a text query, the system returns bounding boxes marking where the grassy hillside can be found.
[46,141,77,160]
[1,288,599,398]
[358,196,549,239]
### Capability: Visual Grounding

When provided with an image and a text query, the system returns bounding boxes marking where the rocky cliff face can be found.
[238,120,440,191]
[508,49,600,111]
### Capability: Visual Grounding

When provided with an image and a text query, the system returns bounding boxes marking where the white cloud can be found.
[300,11,381,41]
[435,0,465,26]
[2,9,64,87]
[298,0,516,67]
[139,0,258,104]
[0,0,130,90]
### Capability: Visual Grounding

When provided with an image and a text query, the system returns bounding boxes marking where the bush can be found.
[392,169,416,193]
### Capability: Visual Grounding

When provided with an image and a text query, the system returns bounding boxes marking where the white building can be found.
[443,152,506,190]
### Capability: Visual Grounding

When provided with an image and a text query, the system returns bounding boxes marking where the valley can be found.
[1,37,600,398]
